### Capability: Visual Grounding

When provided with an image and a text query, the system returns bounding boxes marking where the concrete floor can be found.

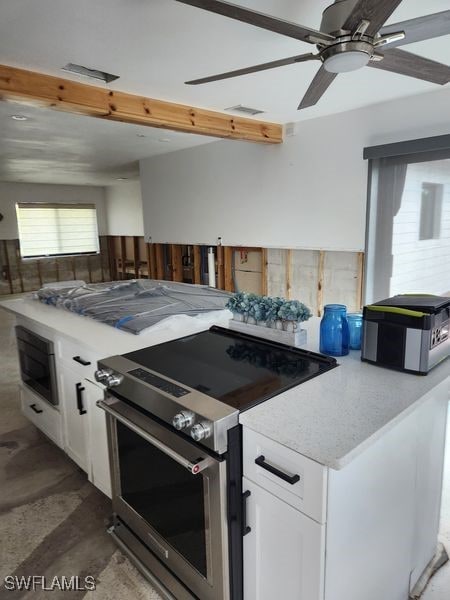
[0,308,162,599]
[0,305,448,599]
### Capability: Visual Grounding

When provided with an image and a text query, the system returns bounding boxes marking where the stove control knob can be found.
[94,369,111,384]
[173,411,195,430]
[190,422,212,442]
[105,373,124,388]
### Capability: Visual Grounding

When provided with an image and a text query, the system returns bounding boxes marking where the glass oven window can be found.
[17,340,55,404]
[116,422,207,577]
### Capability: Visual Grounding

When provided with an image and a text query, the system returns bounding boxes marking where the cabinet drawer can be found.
[21,385,63,448]
[243,428,327,523]
[55,336,99,380]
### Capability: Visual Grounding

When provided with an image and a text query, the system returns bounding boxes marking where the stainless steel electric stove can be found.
[96,326,336,600]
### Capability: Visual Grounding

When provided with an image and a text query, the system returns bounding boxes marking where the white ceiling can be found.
[0,0,449,185]
[0,101,216,185]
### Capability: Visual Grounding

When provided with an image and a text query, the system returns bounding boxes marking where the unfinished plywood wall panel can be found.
[290,250,320,314]
[266,248,363,315]
[322,252,361,313]
[233,249,263,294]
[266,249,288,298]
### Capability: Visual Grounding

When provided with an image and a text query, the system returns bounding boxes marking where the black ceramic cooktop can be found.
[123,326,337,412]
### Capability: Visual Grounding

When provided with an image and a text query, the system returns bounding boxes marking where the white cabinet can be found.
[242,376,449,600]
[243,477,325,600]
[59,365,112,497]
[85,379,112,498]
[59,364,89,471]
[56,335,112,496]
[20,384,63,448]
[14,321,112,497]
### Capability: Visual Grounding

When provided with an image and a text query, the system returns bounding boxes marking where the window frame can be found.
[16,202,100,260]
[363,135,450,304]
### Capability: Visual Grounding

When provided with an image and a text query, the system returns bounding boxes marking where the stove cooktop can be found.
[123,326,337,412]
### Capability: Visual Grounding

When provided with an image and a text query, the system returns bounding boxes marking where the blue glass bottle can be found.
[347,313,363,350]
[319,304,349,356]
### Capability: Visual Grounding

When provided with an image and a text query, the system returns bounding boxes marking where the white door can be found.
[243,477,325,600]
[60,365,89,471]
[85,379,112,498]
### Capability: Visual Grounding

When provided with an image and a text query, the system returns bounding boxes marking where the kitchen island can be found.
[0,296,231,498]
[1,296,448,600]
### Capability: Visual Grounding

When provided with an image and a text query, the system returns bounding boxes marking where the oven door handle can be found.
[97,399,212,475]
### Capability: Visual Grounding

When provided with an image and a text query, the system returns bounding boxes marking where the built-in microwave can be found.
[16,325,58,406]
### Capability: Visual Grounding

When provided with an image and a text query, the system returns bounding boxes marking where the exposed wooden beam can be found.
[261,248,268,296]
[146,243,156,279]
[14,241,24,292]
[120,237,127,280]
[317,250,325,317]
[170,244,183,282]
[217,245,225,290]
[193,246,202,285]
[0,64,283,144]
[286,249,292,299]
[224,247,234,292]
[3,240,13,294]
[107,236,116,280]
[133,236,140,278]
[154,244,165,280]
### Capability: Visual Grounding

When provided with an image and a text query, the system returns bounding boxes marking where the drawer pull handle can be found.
[73,356,91,366]
[255,455,300,485]
[30,403,43,414]
[242,490,251,536]
[76,382,87,415]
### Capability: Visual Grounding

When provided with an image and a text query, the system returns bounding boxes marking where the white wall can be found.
[0,182,107,239]
[140,88,450,252]
[105,181,144,236]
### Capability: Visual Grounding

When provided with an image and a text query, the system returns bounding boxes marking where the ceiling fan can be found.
[174,0,450,109]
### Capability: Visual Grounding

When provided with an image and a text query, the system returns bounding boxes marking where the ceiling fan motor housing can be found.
[320,0,361,36]
[320,0,375,73]
[322,41,372,72]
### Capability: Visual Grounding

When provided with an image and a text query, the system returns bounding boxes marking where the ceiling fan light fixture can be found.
[324,50,370,73]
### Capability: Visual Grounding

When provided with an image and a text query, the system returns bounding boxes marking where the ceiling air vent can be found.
[62,63,119,84]
[225,105,265,116]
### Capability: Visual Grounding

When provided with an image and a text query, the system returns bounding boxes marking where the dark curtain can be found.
[372,158,408,300]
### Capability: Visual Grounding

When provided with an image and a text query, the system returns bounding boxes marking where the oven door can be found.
[16,326,58,406]
[99,394,230,600]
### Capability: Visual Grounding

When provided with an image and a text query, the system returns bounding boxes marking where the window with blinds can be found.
[16,203,100,258]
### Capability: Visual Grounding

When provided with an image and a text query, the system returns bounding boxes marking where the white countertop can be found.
[2,298,449,470]
[239,317,449,470]
[0,296,232,356]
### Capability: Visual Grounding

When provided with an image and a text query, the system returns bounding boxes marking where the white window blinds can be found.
[16,203,100,258]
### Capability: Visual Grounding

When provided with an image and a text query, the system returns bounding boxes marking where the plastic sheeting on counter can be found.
[34,279,232,334]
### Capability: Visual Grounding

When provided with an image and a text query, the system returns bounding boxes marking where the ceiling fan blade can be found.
[367,48,450,85]
[175,0,334,44]
[378,10,450,49]
[186,53,319,85]
[342,0,403,36]
[298,65,338,110]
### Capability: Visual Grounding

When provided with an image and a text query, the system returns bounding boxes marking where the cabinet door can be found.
[85,379,112,498]
[60,365,89,472]
[243,477,325,600]
[410,379,449,590]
